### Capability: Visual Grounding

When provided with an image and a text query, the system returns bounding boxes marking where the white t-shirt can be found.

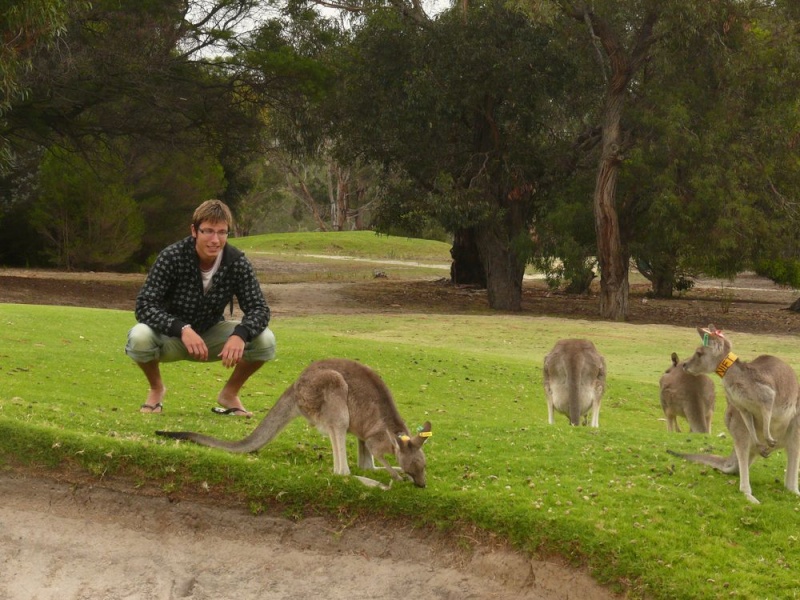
[200,252,223,293]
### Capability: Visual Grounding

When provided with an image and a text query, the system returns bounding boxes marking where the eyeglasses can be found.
[197,228,229,238]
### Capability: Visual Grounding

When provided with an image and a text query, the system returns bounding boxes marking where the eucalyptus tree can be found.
[1,0,266,164]
[544,0,667,319]
[528,1,800,318]
[0,0,84,172]
[327,0,576,310]
[731,4,800,306]
[619,2,800,299]
[0,0,320,266]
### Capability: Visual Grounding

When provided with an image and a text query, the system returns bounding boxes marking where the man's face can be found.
[191,219,229,265]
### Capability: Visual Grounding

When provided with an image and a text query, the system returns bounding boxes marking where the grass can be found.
[2,232,800,599]
[3,308,800,598]
[230,230,544,282]
[231,230,452,263]
[231,231,453,283]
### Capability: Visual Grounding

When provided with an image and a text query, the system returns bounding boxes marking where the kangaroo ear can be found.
[670,352,679,367]
[698,324,724,343]
[412,421,432,448]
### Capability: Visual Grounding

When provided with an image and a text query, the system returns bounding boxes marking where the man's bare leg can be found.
[137,360,166,413]
[216,359,264,417]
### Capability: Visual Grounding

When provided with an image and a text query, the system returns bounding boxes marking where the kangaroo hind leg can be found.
[297,369,351,476]
[357,440,375,470]
[759,387,777,449]
[784,424,800,495]
[321,383,350,476]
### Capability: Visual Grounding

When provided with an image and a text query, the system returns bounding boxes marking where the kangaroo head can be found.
[394,421,432,488]
[683,324,731,376]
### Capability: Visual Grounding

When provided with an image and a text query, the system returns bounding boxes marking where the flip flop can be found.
[211,406,252,417]
[140,403,163,413]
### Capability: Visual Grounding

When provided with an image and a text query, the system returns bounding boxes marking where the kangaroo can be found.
[157,359,432,488]
[668,325,800,504]
[659,352,715,433]
[543,339,606,427]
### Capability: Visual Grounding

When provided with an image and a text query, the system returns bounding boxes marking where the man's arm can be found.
[134,254,186,336]
[230,258,270,341]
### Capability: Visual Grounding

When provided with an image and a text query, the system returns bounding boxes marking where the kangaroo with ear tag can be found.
[668,324,800,504]
[157,358,432,488]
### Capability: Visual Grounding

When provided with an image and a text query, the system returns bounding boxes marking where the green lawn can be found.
[231,230,455,283]
[2,304,800,599]
[2,232,799,599]
[231,230,452,262]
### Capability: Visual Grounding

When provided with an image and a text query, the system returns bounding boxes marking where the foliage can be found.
[4,299,800,599]
[2,0,799,311]
[1,0,68,107]
[530,1,800,306]
[237,11,390,234]
[531,174,598,294]
[30,147,144,270]
[230,158,314,235]
[1,0,339,269]
[0,0,84,171]
[755,258,800,289]
[130,145,226,264]
[324,0,578,309]
[616,2,800,296]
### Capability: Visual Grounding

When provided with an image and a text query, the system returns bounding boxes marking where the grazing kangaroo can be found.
[668,325,800,504]
[659,352,715,433]
[157,359,432,488]
[543,339,606,427]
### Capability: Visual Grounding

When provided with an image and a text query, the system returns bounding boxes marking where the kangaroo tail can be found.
[568,379,581,426]
[156,389,300,454]
[666,449,739,474]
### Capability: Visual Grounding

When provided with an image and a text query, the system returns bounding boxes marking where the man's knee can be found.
[125,323,161,362]
[245,327,276,362]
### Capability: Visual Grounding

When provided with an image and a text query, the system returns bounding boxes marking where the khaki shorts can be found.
[125,321,276,363]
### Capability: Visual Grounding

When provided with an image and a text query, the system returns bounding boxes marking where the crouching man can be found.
[125,199,275,417]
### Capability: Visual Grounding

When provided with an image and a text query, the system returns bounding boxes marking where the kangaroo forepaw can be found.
[758,444,773,458]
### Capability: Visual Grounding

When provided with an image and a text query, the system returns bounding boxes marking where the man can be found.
[125,199,275,416]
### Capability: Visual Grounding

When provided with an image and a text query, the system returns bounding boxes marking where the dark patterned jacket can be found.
[134,236,270,341]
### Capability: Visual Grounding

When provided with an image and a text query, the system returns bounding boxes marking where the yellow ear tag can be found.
[398,434,411,442]
[419,431,432,438]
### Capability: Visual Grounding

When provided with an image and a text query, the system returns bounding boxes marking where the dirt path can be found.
[2,263,799,334]
[0,472,616,600]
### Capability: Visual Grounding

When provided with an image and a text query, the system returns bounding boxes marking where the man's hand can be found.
[181,326,209,361]
[219,334,245,368]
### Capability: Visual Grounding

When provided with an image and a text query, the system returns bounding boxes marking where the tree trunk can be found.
[652,276,674,299]
[569,6,661,321]
[594,94,629,320]
[284,162,328,231]
[330,164,349,231]
[649,263,676,299]
[450,227,486,287]
[474,218,526,311]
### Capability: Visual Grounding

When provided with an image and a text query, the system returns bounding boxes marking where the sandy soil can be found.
[0,471,614,600]
[2,259,799,600]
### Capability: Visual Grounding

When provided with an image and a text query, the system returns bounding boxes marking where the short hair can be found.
[192,200,233,230]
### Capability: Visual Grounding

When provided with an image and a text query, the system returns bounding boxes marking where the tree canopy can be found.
[1,0,798,316]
